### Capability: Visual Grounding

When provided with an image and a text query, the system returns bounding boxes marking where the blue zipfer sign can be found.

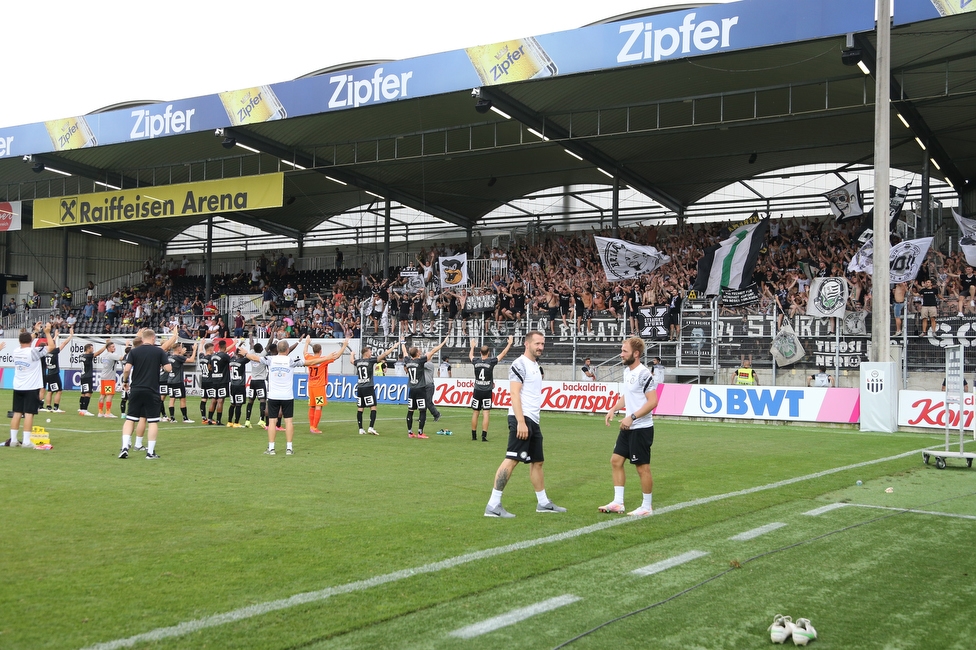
[0,0,877,159]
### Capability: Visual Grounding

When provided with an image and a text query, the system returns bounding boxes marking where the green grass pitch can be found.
[2,393,976,649]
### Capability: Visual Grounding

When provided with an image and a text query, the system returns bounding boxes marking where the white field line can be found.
[449,594,582,639]
[81,446,926,650]
[632,550,709,576]
[803,503,849,516]
[848,503,976,521]
[728,522,787,541]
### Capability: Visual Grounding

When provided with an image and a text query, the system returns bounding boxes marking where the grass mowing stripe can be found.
[631,551,708,577]
[803,503,849,516]
[848,503,976,521]
[449,595,582,639]
[80,445,927,650]
[728,522,787,541]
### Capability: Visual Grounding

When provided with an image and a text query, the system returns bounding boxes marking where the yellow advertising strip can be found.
[32,173,284,230]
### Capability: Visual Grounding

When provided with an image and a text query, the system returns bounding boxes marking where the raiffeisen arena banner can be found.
[0,0,878,158]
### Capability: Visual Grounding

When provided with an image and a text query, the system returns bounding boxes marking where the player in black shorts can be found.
[77,342,97,416]
[402,337,448,439]
[227,345,248,427]
[198,342,214,423]
[469,336,513,442]
[166,340,198,423]
[207,340,231,425]
[42,326,74,413]
[350,342,399,435]
[118,328,178,460]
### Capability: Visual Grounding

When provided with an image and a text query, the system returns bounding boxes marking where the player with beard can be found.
[600,337,658,516]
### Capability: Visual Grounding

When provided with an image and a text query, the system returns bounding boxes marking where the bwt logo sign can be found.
[699,388,804,418]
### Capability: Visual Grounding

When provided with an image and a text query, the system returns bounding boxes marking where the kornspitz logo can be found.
[700,388,722,414]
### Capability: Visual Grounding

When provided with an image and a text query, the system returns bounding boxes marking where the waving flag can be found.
[848,237,932,283]
[594,236,671,281]
[823,180,863,222]
[694,217,769,296]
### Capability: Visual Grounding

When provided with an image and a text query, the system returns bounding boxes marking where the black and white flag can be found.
[951,209,976,267]
[823,179,863,222]
[847,237,931,283]
[693,217,769,296]
[439,254,468,288]
[889,237,932,283]
[807,277,848,318]
[594,236,671,281]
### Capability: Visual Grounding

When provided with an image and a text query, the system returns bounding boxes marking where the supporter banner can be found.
[807,277,848,318]
[654,384,860,423]
[640,305,669,339]
[720,283,759,307]
[0,201,22,231]
[463,293,497,313]
[678,313,714,366]
[0,0,874,158]
[898,389,976,429]
[32,174,284,229]
[895,0,975,25]
[770,323,805,366]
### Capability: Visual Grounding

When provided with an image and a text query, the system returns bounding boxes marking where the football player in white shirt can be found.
[601,337,659,516]
[484,331,566,518]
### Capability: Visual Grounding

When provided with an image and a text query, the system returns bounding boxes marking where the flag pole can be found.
[871,0,891,363]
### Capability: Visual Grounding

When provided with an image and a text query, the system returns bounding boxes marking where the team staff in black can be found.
[118,327,178,460]
[469,336,513,442]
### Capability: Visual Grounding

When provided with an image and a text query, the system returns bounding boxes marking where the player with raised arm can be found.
[350,341,399,435]
[97,339,125,417]
[303,335,351,434]
[165,339,199,423]
[42,326,73,412]
[226,343,248,427]
[600,337,659,516]
[401,337,448,439]
[469,336,513,442]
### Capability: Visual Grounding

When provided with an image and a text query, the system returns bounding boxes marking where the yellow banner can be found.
[33,173,284,230]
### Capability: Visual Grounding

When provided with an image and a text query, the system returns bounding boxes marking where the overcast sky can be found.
[1,1,738,129]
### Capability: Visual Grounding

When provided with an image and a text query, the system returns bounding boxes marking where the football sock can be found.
[308,408,315,427]
[535,490,550,506]
[246,403,253,420]
[418,410,427,431]
[135,436,143,448]
[357,411,363,428]
[369,410,376,427]
[286,442,293,451]
[268,442,275,451]
[169,406,175,419]
[482,430,488,439]
[614,486,625,504]
[23,431,30,445]
[215,410,222,424]
[181,407,188,420]
[10,429,17,443]
[208,409,216,422]
[200,402,206,417]
[488,489,503,508]
[148,440,156,454]
[122,434,131,449]
[472,429,477,440]
[406,411,414,431]
[642,493,653,510]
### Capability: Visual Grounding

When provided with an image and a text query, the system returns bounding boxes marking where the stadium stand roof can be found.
[0,0,973,248]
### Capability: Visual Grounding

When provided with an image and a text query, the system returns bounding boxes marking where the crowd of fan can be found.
[8,214,964,341]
